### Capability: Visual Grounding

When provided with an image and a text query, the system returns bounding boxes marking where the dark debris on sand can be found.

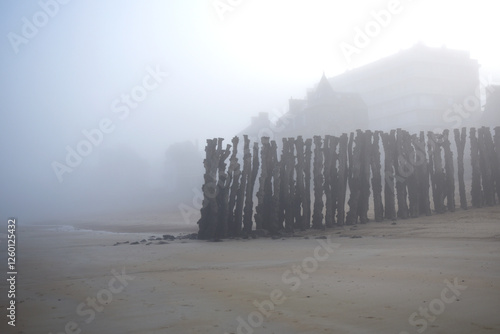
[113,232,198,246]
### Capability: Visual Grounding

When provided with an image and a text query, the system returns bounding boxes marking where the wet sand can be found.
[1,206,499,334]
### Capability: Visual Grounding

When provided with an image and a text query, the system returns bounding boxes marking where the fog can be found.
[1,0,499,223]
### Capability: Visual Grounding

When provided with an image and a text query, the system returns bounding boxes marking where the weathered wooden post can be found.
[454,128,467,210]
[215,142,232,239]
[381,130,396,220]
[484,127,497,204]
[243,142,259,234]
[312,136,324,229]
[197,138,218,240]
[330,136,340,224]
[442,130,455,212]
[478,127,495,206]
[346,131,361,225]
[337,134,349,225]
[371,131,384,222]
[278,139,287,229]
[295,136,306,230]
[494,127,500,202]
[359,130,372,224]
[304,138,313,228]
[284,138,296,231]
[413,132,431,216]
[428,132,446,213]
[233,135,250,236]
[227,136,241,237]
[255,137,272,230]
[470,128,482,208]
[395,129,409,219]
[323,135,334,227]
[330,136,340,225]
[268,140,280,233]
[402,131,418,218]
[269,140,281,234]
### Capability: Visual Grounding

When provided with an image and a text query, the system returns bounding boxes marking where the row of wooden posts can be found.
[197,127,500,240]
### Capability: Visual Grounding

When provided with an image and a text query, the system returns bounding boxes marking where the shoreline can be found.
[25,204,500,241]
[2,206,499,334]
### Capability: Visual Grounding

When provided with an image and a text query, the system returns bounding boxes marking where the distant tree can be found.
[69,144,153,213]
[94,145,150,192]
[164,141,203,200]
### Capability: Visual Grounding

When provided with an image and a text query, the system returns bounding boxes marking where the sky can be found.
[1,0,499,223]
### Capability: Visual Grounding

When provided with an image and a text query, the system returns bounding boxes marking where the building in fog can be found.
[329,43,481,132]
[482,85,500,126]
[275,74,368,138]
[238,112,273,142]
[239,44,483,139]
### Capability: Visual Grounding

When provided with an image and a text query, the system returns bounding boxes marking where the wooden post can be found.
[255,137,272,230]
[330,136,340,225]
[208,138,223,239]
[243,142,259,234]
[371,131,384,222]
[323,135,334,227]
[312,136,324,229]
[284,138,296,231]
[403,131,418,218]
[295,136,306,230]
[454,128,467,210]
[381,130,396,220]
[359,130,372,224]
[227,136,240,237]
[346,131,361,225]
[413,132,431,216]
[470,128,482,208]
[233,135,250,236]
[215,142,232,239]
[395,129,409,219]
[494,127,500,202]
[478,127,495,206]
[428,132,446,213]
[197,138,218,240]
[442,130,455,212]
[336,134,349,225]
[269,140,281,235]
[278,139,287,230]
[304,138,313,228]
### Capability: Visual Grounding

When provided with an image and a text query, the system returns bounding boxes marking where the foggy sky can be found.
[1,0,499,223]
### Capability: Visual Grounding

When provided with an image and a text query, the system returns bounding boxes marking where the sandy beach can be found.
[1,206,499,334]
